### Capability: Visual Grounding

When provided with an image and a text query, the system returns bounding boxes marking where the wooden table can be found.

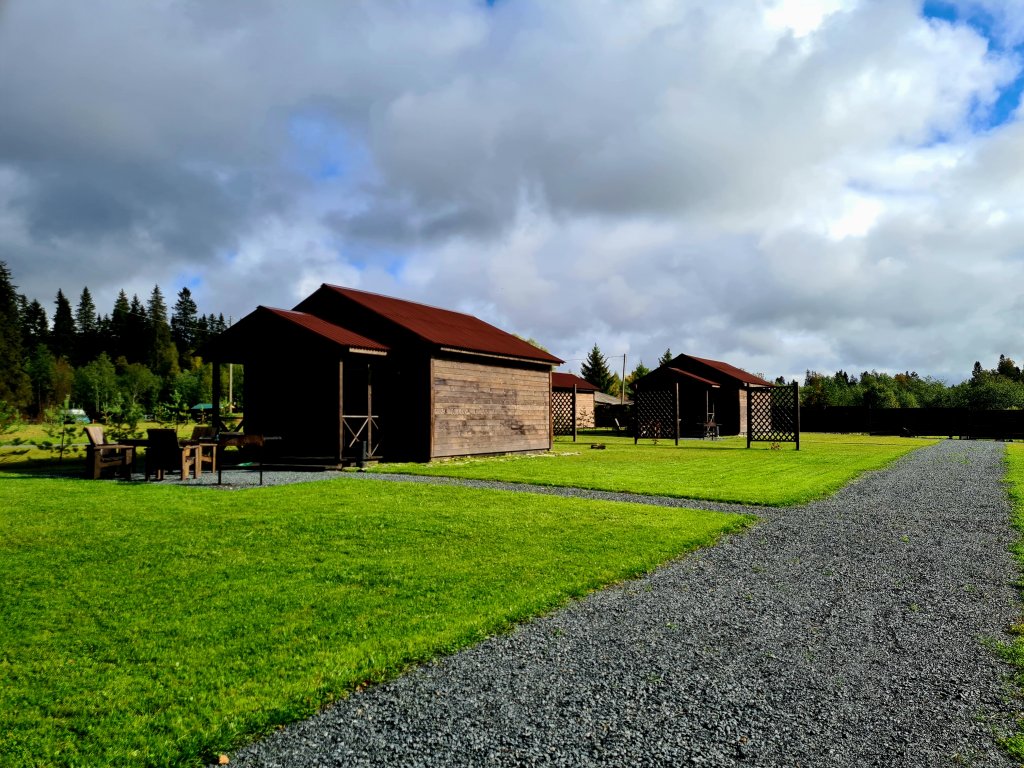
[216,433,281,485]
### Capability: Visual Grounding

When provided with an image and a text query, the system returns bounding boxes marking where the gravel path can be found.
[225,440,1021,767]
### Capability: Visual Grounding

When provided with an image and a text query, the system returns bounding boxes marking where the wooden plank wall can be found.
[432,358,552,458]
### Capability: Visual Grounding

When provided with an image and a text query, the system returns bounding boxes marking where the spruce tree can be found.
[125,294,148,363]
[580,343,614,394]
[19,297,49,351]
[51,289,76,361]
[171,287,199,367]
[109,290,131,360]
[146,285,178,377]
[658,348,673,367]
[0,261,30,407]
[74,287,99,365]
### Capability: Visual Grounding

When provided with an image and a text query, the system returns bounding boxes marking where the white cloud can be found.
[0,0,1022,382]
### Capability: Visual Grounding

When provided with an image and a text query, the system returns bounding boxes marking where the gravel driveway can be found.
[224,440,1022,767]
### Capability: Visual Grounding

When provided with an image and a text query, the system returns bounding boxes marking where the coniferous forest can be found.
[0,261,239,424]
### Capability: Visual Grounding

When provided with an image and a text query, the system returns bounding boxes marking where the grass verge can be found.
[998,443,1024,758]
[372,432,937,506]
[0,474,750,767]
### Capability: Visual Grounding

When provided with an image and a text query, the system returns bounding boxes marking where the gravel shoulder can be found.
[224,440,1022,767]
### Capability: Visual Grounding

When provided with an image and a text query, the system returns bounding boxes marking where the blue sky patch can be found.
[287,113,369,182]
[923,1,1023,129]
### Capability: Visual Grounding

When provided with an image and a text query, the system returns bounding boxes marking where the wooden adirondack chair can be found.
[84,425,134,480]
[145,428,199,481]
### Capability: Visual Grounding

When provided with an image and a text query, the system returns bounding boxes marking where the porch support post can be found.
[337,359,344,463]
[572,384,577,443]
[746,384,753,449]
[211,357,223,432]
[365,362,373,462]
[794,381,801,451]
[634,391,640,445]
[674,381,680,446]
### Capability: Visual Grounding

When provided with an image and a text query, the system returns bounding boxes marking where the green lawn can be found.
[998,443,1024,758]
[372,432,937,506]
[0,473,749,768]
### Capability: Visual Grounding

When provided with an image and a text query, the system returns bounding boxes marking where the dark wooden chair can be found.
[84,425,134,480]
[145,428,198,481]
[187,426,217,475]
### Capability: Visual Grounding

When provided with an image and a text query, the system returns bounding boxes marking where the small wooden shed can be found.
[632,354,772,438]
[665,354,773,435]
[204,285,562,464]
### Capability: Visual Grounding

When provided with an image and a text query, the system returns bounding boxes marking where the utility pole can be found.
[227,316,233,411]
[621,353,626,405]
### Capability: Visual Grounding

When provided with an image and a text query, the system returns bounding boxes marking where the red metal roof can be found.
[262,307,388,352]
[683,354,773,387]
[665,367,721,387]
[551,372,599,391]
[319,285,563,364]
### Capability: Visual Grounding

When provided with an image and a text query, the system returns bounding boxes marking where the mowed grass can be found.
[998,443,1024,758]
[0,474,749,767]
[373,433,938,506]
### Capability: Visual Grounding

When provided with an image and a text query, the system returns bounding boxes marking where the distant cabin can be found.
[204,285,563,464]
[551,372,599,431]
[632,353,773,437]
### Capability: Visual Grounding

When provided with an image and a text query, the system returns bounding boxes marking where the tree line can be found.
[0,261,236,424]
[801,358,1024,410]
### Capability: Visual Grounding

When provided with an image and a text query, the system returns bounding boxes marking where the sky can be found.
[1,0,1022,383]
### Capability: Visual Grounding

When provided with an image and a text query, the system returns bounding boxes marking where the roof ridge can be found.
[323,284,480,321]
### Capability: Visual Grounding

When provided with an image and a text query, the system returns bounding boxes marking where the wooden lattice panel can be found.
[748,384,800,447]
[635,390,675,440]
[551,390,575,436]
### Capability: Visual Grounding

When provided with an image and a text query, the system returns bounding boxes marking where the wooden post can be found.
[212,357,222,432]
[572,384,578,443]
[337,359,344,463]
[634,390,639,445]
[366,362,373,460]
[794,381,801,451]
[674,381,680,446]
[746,384,752,449]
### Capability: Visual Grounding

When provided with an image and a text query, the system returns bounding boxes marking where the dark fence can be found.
[801,407,1024,439]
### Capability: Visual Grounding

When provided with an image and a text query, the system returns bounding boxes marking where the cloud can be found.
[0,0,1022,382]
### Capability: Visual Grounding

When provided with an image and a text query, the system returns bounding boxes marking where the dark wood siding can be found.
[431,357,551,458]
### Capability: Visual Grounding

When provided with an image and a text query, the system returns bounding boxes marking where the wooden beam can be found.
[212,357,222,432]
[674,381,680,446]
[794,380,801,451]
[337,358,344,463]
[572,384,577,443]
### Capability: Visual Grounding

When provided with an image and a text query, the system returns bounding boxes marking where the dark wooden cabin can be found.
[666,354,773,435]
[631,366,721,439]
[204,285,563,464]
[632,354,772,437]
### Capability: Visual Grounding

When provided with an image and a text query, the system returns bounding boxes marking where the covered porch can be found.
[203,306,389,466]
